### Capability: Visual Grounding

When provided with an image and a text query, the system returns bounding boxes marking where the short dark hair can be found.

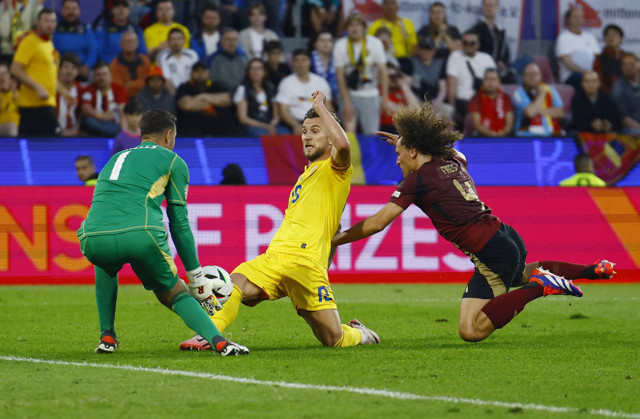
[191,61,208,72]
[140,109,176,138]
[92,60,109,71]
[303,106,340,124]
[603,24,624,38]
[124,98,143,115]
[292,48,310,59]
[574,153,593,172]
[60,52,81,68]
[37,8,55,19]
[168,27,185,39]
[75,155,94,164]
[484,67,499,78]
[201,4,219,15]
[265,40,283,53]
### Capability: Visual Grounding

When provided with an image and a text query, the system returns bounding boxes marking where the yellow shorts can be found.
[232,250,337,312]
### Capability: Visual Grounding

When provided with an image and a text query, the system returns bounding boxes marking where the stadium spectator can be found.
[332,102,615,343]
[380,63,420,133]
[111,98,142,155]
[611,54,640,135]
[80,61,129,137]
[208,28,249,93]
[220,163,246,185]
[180,90,381,351]
[143,0,190,62]
[238,4,279,59]
[95,0,147,65]
[217,0,249,31]
[11,8,60,137]
[264,40,291,89]
[410,35,452,119]
[156,28,199,95]
[175,61,236,137]
[559,153,606,187]
[135,65,176,114]
[0,0,43,62]
[0,62,19,137]
[110,30,151,98]
[75,155,99,186]
[416,2,461,60]
[53,0,97,81]
[234,58,289,136]
[334,12,389,134]
[78,109,249,356]
[446,31,496,127]
[468,68,514,137]
[512,63,564,136]
[300,0,341,38]
[310,30,339,109]
[373,26,402,70]
[555,6,600,88]
[56,52,82,137]
[594,24,629,94]
[190,5,222,62]
[275,49,332,134]
[468,0,514,83]
[367,0,417,75]
[571,71,620,134]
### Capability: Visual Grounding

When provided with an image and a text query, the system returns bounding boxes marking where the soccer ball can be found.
[202,265,233,305]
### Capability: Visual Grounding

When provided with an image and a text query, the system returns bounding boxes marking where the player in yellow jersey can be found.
[180,90,380,350]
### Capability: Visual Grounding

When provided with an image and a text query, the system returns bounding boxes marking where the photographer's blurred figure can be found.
[220,163,246,185]
[559,153,606,187]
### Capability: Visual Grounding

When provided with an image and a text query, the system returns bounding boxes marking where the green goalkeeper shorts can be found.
[79,229,179,293]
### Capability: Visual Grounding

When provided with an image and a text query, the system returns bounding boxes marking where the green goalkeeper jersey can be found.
[78,141,199,270]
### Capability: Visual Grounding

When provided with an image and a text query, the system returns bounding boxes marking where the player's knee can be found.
[458,325,488,342]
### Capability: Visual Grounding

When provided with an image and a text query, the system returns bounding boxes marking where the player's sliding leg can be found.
[511,260,616,287]
[298,309,379,347]
[94,266,119,353]
[156,280,248,355]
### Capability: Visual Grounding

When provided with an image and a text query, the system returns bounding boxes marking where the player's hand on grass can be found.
[377,131,399,146]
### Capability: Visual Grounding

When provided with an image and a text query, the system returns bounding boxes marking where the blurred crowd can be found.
[0,0,639,139]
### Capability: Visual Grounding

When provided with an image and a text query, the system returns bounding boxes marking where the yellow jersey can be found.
[269,157,353,269]
[143,22,190,52]
[13,31,58,108]
[0,89,20,124]
[367,18,417,59]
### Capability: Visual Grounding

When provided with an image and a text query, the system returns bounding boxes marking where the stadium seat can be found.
[463,113,474,136]
[533,55,556,84]
[551,83,575,116]
[501,83,519,99]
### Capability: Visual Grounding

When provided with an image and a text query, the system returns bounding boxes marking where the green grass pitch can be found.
[1,283,639,419]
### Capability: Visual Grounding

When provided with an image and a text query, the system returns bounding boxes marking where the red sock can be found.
[537,260,595,279]
[481,284,544,329]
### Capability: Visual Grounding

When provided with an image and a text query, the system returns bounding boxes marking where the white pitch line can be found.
[1,355,639,418]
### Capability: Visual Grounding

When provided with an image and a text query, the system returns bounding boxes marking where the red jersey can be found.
[467,88,513,133]
[81,82,129,121]
[389,154,501,253]
[56,81,83,130]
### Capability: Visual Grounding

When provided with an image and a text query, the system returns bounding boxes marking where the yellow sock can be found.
[210,284,243,332]
[333,323,363,347]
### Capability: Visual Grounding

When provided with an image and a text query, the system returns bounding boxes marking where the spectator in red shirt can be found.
[468,68,514,136]
[56,52,83,137]
[80,61,129,137]
[380,63,420,133]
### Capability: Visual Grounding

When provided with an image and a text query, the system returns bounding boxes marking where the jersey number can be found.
[109,151,131,180]
[453,179,479,202]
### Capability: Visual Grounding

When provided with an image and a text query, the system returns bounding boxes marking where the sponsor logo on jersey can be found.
[392,190,401,198]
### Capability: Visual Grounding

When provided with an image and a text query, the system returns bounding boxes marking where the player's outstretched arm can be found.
[312,90,350,168]
[332,202,404,247]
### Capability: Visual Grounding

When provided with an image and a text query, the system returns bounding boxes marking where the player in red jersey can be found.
[332,101,615,342]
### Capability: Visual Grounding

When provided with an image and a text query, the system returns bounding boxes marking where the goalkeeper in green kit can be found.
[77,109,248,356]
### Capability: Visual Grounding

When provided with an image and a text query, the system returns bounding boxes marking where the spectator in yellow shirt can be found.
[367,0,417,75]
[143,0,190,62]
[0,62,19,137]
